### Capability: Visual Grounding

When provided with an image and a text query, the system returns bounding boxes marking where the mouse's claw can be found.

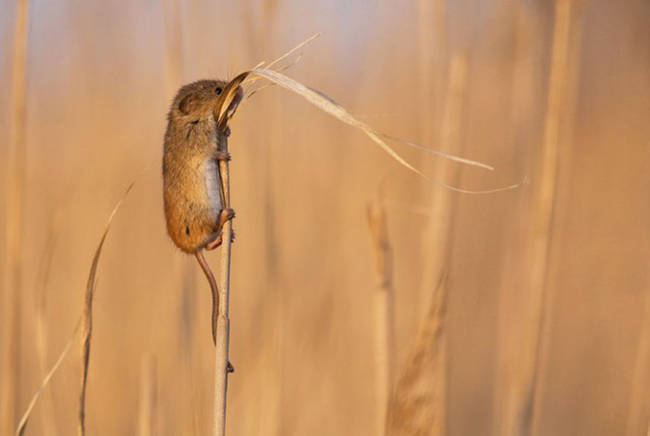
[215,151,231,162]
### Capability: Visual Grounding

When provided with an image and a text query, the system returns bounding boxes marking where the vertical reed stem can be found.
[367,201,394,436]
[1,1,30,434]
[214,134,233,436]
[512,1,574,435]
[34,231,59,435]
[386,53,467,436]
[626,284,650,435]
[137,355,158,436]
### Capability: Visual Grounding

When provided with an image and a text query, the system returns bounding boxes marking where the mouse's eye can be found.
[215,87,223,95]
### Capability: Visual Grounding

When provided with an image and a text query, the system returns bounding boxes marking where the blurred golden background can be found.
[1,0,649,435]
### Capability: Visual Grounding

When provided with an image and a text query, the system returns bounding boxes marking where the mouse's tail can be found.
[195,250,218,345]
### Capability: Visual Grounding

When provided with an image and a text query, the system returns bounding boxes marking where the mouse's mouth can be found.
[216,73,248,129]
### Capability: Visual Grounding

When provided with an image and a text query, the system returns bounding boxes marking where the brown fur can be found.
[162,80,240,253]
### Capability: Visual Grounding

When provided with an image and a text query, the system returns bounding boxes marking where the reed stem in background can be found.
[494,4,539,435]
[386,53,467,436]
[529,2,586,434]
[416,0,446,145]
[626,283,650,436]
[508,1,576,435]
[33,230,59,435]
[385,275,448,436]
[1,1,30,434]
[16,186,131,436]
[137,355,158,436]
[367,200,394,436]
[417,53,467,319]
[15,321,80,436]
[214,134,234,436]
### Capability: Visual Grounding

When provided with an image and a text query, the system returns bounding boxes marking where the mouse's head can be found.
[169,79,243,126]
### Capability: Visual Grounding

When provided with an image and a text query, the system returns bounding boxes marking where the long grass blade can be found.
[250,68,426,177]
[219,67,521,194]
[15,320,81,436]
[78,183,134,436]
[16,183,133,436]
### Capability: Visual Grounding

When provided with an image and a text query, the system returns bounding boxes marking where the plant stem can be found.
[2,0,29,434]
[214,134,233,436]
[367,201,394,436]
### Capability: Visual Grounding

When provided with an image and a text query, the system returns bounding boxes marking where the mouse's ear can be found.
[178,93,200,115]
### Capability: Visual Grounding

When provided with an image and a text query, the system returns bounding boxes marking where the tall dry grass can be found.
[1,1,29,434]
[367,198,394,435]
[501,1,583,435]
[385,53,468,436]
[137,355,158,436]
[32,228,59,435]
[386,274,448,436]
[1,1,648,435]
[627,284,650,435]
[15,187,130,436]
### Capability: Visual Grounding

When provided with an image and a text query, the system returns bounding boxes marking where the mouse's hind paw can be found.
[218,208,235,226]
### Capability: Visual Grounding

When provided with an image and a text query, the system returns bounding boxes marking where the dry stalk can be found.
[367,200,394,436]
[213,125,234,436]
[137,355,158,436]
[506,1,577,435]
[1,1,30,434]
[385,275,448,436]
[385,53,467,436]
[222,34,518,195]
[222,65,501,188]
[529,2,586,434]
[33,229,59,435]
[493,4,539,435]
[78,184,134,436]
[626,283,650,436]
[15,320,80,436]
[199,35,518,435]
[416,0,447,144]
[415,54,467,316]
[16,186,131,436]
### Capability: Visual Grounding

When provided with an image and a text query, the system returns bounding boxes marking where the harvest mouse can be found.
[163,79,243,346]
